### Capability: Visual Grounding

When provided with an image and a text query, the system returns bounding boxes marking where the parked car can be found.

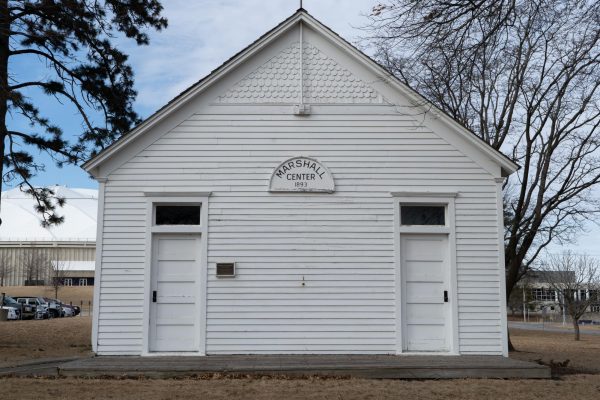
[15,296,44,319]
[34,305,51,320]
[1,296,22,320]
[1,305,20,320]
[15,296,58,319]
[60,303,76,317]
[41,297,63,318]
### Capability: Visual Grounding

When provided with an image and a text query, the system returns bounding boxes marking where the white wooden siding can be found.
[97,108,502,355]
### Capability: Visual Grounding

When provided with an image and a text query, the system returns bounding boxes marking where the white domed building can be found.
[0,185,97,286]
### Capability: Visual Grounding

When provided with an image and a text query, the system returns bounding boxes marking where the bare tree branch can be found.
[363,1,600,310]
[542,252,600,340]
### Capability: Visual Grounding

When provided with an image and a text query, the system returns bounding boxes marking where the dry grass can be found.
[1,375,600,400]
[0,316,92,366]
[2,320,600,399]
[510,328,600,373]
[1,286,94,305]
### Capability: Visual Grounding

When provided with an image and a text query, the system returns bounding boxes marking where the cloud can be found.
[121,0,376,115]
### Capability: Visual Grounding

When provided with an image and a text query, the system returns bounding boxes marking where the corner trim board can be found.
[91,180,106,353]
[496,180,509,357]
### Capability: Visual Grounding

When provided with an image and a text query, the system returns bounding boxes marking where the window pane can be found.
[401,205,445,225]
[531,288,556,302]
[156,205,200,225]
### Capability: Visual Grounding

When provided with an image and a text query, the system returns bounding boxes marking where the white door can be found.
[401,234,450,352]
[150,234,201,352]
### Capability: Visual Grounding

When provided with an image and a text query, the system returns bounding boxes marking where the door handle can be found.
[152,291,157,303]
[444,290,449,303]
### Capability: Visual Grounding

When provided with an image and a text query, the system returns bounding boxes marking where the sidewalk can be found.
[0,356,84,377]
[509,321,600,335]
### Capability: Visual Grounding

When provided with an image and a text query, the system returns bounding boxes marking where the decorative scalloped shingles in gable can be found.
[217,41,385,104]
[302,42,382,104]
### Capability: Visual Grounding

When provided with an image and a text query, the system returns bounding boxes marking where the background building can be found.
[0,185,97,286]
[513,270,600,317]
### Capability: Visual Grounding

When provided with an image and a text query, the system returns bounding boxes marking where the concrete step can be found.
[58,355,551,379]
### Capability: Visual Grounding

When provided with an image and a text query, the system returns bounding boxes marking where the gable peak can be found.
[218,40,386,104]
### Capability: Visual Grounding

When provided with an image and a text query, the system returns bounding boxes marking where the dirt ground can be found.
[1,375,599,400]
[0,316,92,366]
[1,320,600,399]
[510,328,600,373]
[1,285,94,305]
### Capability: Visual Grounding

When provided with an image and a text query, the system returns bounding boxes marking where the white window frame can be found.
[392,192,459,355]
[78,278,88,287]
[142,192,210,356]
[64,278,73,287]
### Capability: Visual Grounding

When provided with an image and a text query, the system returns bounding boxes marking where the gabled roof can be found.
[83,8,518,177]
[526,270,576,284]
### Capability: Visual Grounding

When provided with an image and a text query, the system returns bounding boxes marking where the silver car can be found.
[17,297,50,319]
[1,296,22,320]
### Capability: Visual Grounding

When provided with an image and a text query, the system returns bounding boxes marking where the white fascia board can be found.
[82,13,305,174]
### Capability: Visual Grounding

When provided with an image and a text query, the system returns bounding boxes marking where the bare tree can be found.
[0,252,12,286]
[22,249,51,286]
[48,260,69,300]
[364,1,600,317]
[542,252,600,340]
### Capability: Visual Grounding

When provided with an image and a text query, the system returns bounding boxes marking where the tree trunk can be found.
[573,319,580,341]
[505,253,525,352]
[0,0,9,218]
[507,329,515,351]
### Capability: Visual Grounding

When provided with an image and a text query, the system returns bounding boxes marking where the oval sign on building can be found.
[269,156,335,193]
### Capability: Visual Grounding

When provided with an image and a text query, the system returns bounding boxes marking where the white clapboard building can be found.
[84,10,518,356]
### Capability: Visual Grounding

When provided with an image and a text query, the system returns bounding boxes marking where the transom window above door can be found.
[155,204,201,225]
[400,205,445,226]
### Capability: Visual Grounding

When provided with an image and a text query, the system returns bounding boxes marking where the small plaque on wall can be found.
[216,263,235,277]
[269,156,335,193]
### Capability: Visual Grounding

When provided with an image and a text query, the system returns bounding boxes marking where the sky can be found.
[6,0,599,255]
[10,0,376,191]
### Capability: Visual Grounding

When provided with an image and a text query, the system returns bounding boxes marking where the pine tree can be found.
[0,0,167,225]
